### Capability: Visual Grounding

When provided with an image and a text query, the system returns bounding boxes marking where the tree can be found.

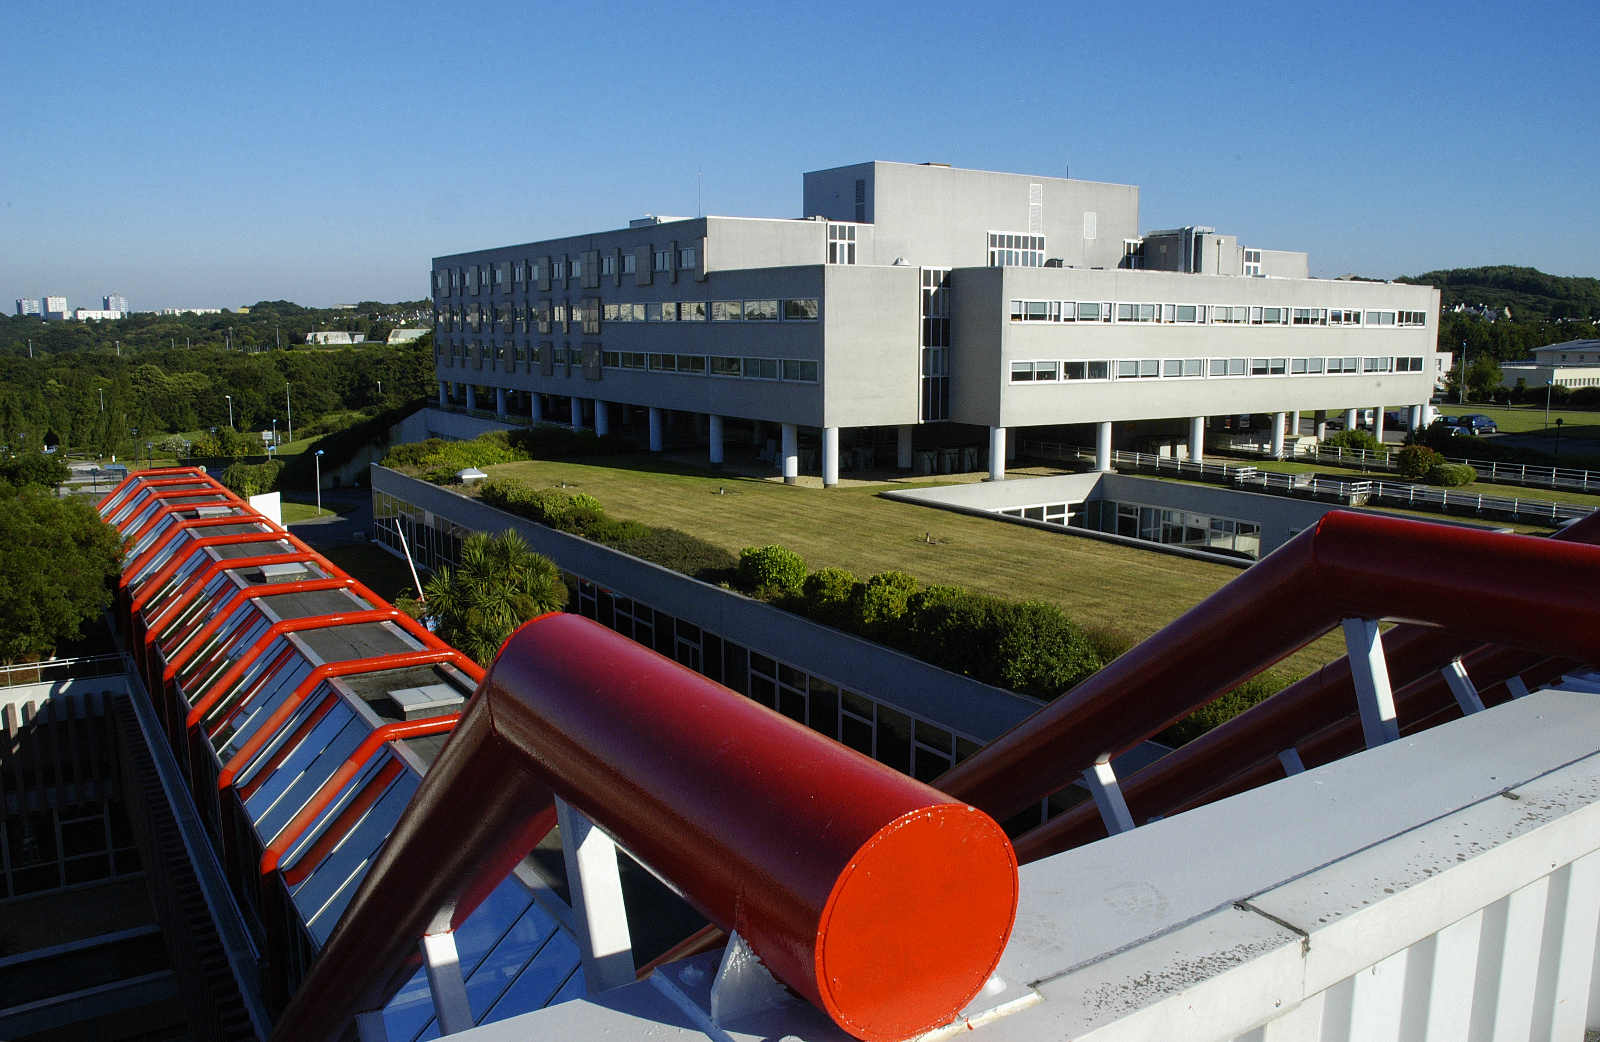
[0,485,124,661]
[404,530,567,664]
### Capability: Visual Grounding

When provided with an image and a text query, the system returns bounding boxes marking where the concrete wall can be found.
[803,161,1139,270]
[371,466,1043,742]
[821,264,920,427]
[951,266,1441,428]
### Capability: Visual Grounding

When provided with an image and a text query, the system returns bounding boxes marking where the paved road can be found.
[285,487,373,550]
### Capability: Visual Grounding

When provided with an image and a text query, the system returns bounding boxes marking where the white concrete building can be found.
[431,161,1443,484]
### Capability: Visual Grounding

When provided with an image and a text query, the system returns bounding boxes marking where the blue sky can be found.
[3,0,1595,311]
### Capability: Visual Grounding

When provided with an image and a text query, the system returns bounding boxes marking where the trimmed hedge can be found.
[219,459,283,497]
[1426,461,1478,487]
[1322,428,1385,455]
[801,567,858,629]
[1395,444,1443,480]
[737,545,807,595]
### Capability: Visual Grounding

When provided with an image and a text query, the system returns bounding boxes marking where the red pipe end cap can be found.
[814,803,1018,1042]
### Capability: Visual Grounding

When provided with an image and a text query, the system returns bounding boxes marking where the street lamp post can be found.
[286,384,293,445]
[314,449,325,516]
[376,379,383,400]
[1546,367,1555,429]
[270,419,277,456]
[1459,340,1467,406]
[225,394,234,429]
[1555,418,1564,463]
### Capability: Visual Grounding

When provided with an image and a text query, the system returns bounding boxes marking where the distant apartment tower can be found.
[15,298,40,317]
[42,295,69,320]
[103,293,129,314]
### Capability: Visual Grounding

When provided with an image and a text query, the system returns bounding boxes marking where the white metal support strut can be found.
[1342,617,1399,747]
[555,797,636,993]
[1441,658,1485,715]
[1083,755,1136,834]
[420,930,473,1036]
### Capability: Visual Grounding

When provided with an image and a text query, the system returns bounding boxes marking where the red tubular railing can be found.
[141,551,320,637]
[258,714,462,879]
[97,467,207,511]
[936,511,1600,823]
[1007,511,1600,859]
[267,613,1018,1042]
[130,531,294,614]
[123,491,243,548]
[159,578,359,683]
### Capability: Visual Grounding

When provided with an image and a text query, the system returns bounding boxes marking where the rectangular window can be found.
[622,253,636,275]
[659,302,678,322]
[1292,308,1327,325]
[1076,301,1109,322]
[712,300,743,321]
[827,224,857,264]
[744,357,779,380]
[601,254,616,276]
[1292,357,1308,374]
[1307,356,1324,373]
[710,356,741,377]
[1329,308,1361,325]
[569,258,583,279]
[648,353,672,372]
[645,302,664,322]
[988,232,1046,267]
[678,247,697,269]
[1011,362,1034,382]
[782,359,819,382]
[744,299,779,321]
[552,259,565,281]
[680,301,707,322]
[677,354,706,374]
[1250,358,1270,376]
[1115,302,1158,323]
[654,250,672,272]
[1398,310,1427,327]
[1212,305,1247,324]
[783,298,819,320]
[1365,310,1397,326]
[1062,361,1108,380]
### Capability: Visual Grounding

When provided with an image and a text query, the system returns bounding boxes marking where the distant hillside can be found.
[1397,266,1600,321]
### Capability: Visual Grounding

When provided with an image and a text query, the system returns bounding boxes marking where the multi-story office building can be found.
[103,293,129,314]
[431,161,1442,484]
[42,295,69,320]
[15,297,40,317]
[73,307,124,321]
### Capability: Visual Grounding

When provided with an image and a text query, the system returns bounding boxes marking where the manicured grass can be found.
[1450,404,1600,437]
[479,456,1349,679]
[320,543,424,603]
[280,499,336,523]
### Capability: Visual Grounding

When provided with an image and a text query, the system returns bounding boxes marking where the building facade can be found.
[103,292,129,313]
[42,295,69,320]
[15,297,40,316]
[430,161,1442,484]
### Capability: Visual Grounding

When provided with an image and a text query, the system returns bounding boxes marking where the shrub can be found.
[988,601,1102,699]
[219,459,283,497]
[737,544,806,595]
[801,567,859,629]
[1426,461,1477,487]
[850,571,919,638]
[1395,444,1443,480]
[613,528,738,581]
[0,454,70,488]
[1323,428,1383,455]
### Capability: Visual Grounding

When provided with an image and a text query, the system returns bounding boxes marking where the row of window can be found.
[603,352,819,383]
[434,246,701,297]
[1009,299,1429,328]
[437,296,820,334]
[996,499,1265,561]
[1008,355,1429,383]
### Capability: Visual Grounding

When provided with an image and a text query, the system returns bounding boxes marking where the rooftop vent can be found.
[259,562,313,583]
[194,505,233,518]
[456,468,487,483]
[385,683,466,720]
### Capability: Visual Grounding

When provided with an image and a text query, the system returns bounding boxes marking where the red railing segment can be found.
[98,467,205,511]
[214,649,464,791]
[160,578,360,682]
[267,614,1018,1042]
[130,531,294,614]
[936,511,1600,822]
[259,714,462,881]
[122,514,267,588]
[124,491,243,547]
[142,551,319,637]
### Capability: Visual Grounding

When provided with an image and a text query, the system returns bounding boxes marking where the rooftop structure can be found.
[431,161,1442,484]
[71,466,1600,1042]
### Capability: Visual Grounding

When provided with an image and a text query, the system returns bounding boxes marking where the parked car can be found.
[1457,414,1498,435]
[1384,410,1411,431]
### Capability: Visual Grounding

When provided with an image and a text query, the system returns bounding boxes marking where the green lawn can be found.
[478,456,1349,679]
[1450,404,1600,437]
[279,499,336,523]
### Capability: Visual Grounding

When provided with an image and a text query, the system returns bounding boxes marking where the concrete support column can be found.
[465,384,476,411]
[708,414,724,465]
[1344,408,1358,431]
[568,396,581,429]
[1270,412,1287,459]
[988,426,1006,481]
[1373,408,1386,443]
[1289,410,1301,438]
[780,423,798,484]
[1408,404,1422,432]
[1189,416,1205,463]
[1315,409,1327,440]
[897,425,913,470]
[594,400,608,437]
[648,407,664,452]
[822,427,839,487]
[751,422,764,447]
[438,381,448,408]
[1005,428,1018,462]
[530,394,542,424]
[495,387,507,418]
[1095,421,1113,471]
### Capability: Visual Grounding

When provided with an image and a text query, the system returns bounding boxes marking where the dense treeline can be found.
[1399,266,1600,322]
[0,299,431,357]
[0,328,434,457]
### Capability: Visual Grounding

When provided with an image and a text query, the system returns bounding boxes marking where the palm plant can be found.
[408,529,567,664]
